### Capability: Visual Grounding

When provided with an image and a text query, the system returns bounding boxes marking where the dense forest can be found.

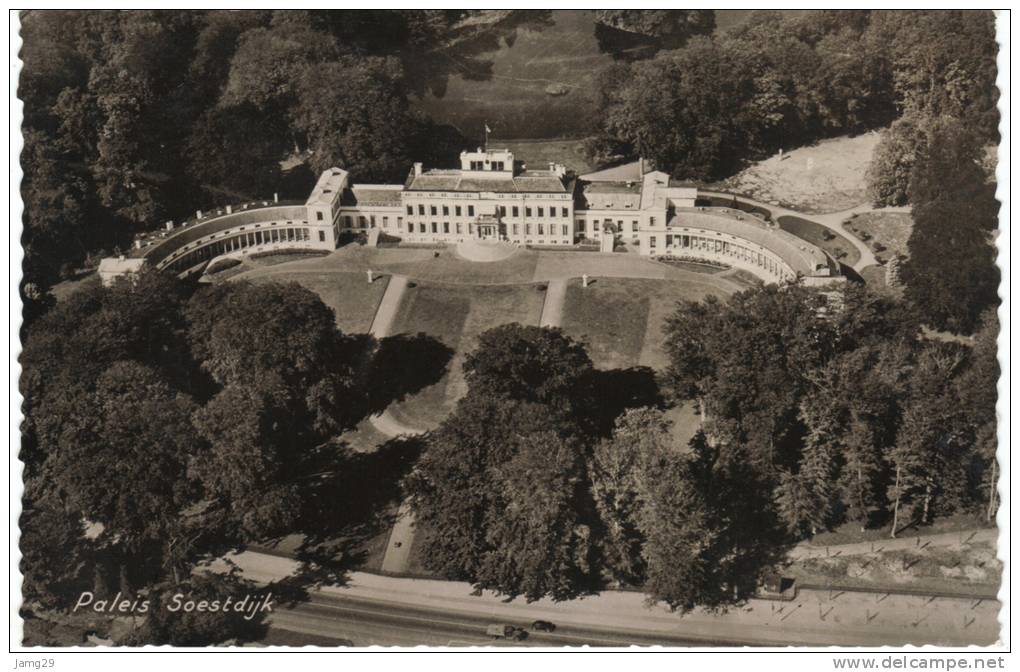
[588,10,998,181]
[19,9,473,291]
[406,288,999,609]
[17,10,1003,641]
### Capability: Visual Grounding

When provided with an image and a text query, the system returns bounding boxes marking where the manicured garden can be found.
[844,211,914,264]
[384,282,547,430]
[560,276,730,371]
[778,214,861,266]
[247,271,390,335]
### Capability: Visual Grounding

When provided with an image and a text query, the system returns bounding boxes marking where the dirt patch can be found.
[787,542,1001,596]
[719,133,882,214]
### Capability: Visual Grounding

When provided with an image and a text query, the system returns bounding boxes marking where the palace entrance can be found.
[474,215,503,241]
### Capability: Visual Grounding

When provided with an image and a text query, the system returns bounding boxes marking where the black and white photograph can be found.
[10,7,1009,656]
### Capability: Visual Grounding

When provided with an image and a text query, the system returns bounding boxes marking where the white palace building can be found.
[100,148,841,287]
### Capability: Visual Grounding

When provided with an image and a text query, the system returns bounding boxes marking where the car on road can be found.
[530,620,556,633]
[486,624,527,641]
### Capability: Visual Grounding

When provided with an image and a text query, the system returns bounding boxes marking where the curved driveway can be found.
[699,189,891,272]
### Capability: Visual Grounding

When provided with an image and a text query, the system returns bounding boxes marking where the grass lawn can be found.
[246,271,390,335]
[385,282,546,430]
[664,402,702,450]
[778,215,861,266]
[844,211,914,264]
[501,137,595,174]
[560,276,729,371]
[50,272,100,302]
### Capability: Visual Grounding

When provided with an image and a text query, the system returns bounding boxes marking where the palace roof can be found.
[406,169,569,194]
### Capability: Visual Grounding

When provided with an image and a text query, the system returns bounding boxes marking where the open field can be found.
[559,276,730,371]
[385,282,546,430]
[778,215,862,266]
[246,270,390,335]
[844,211,914,264]
[719,133,882,214]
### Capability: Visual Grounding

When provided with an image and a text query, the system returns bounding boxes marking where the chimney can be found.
[118,254,125,261]
[226,205,232,214]
[274,192,279,203]
[134,239,142,249]
[413,162,423,176]
[196,210,203,220]
[165,221,174,231]
[638,157,645,176]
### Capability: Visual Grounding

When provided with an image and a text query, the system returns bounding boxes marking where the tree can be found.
[186,280,349,392]
[892,343,979,529]
[122,574,268,646]
[640,453,721,612]
[191,377,305,540]
[405,395,597,599]
[866,115,928,207]
[462,324,594,414]
[589,408,671,585]
[291,57,425,182]
[954,310,1000,521]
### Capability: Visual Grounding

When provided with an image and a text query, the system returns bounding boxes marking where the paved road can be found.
[380,503,416,574]
[699,190,882,271]
[264,594,740,647]
[539,278,567,327]
[211,551,1001,648]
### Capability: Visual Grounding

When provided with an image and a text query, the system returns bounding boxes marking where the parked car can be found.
[530,620,556,633]
[486,624,527,641]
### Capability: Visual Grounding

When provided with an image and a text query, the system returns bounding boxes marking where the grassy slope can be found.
[247,271,390,335]
[720,133,882,214]
[385,282,546,430]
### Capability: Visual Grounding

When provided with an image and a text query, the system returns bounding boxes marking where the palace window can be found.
[443,205,449,216]
[408,221,414,233]
[562,225,569,236]
[512,206,519,217]
[319,231,326,242]
[406,205,413,215]
[538,223,544,235]
[525,224,531,235]
[512,223,519,235]
[456,223,462,234]
[537,207,544,217]
[561,207,569,218]
[431,222,438,233]
[382,217,389,228]
[418,205,425,215]
[499,206,507,217]
[316,211,324,221]
[649,236,657,248]
[468,205,475,216]
[456,205,462,216]
[419,222,426,233]
[525,207,532,217]
[430,205,437,216]
[443,222,450,233]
